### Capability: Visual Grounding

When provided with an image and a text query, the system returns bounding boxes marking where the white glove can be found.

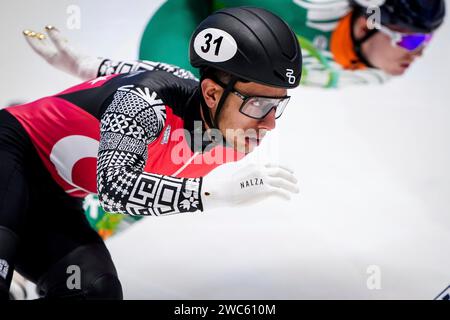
[22,25,102,80]
[201,162,299,210]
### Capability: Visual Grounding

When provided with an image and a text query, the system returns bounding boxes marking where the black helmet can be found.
[351,0,446,33]
[189,6,302,88]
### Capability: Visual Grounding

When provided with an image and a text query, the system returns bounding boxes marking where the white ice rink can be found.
[1,0,450,299]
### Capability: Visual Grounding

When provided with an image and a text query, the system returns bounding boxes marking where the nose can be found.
[258,108,276,130]
[411,46,425,58]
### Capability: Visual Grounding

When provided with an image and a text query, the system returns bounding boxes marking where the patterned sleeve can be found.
[97,84,203,216]
[97,59,197,81]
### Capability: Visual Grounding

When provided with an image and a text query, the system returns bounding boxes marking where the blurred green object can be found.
[139,0,211,77]
[83,194,143,239]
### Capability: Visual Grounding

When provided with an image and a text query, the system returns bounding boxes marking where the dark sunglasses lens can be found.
[397,33,432,51]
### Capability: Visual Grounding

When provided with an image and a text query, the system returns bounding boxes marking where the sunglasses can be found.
[378,25,433,52]
[213,78,291,120]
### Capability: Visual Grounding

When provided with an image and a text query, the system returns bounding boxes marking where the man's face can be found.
[356,17,428,75]
[362,29,425,75]
[215,81,287,154]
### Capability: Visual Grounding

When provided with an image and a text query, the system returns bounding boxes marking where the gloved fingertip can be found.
[285,186,299,195]
[282,167,295,175]
[24,30,37,38]
[45,25,58,31]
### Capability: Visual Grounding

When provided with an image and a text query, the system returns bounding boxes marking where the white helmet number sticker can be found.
[194,28,237,63]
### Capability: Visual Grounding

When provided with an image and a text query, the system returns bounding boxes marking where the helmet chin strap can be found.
[213,76,238,129]
[199,75,239,146]
[351,11,378,69]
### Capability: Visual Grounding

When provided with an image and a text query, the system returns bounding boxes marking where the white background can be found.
[1,0,449,299]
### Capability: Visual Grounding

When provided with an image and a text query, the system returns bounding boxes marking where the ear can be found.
[353,15,369,40]
[201,78,222,111]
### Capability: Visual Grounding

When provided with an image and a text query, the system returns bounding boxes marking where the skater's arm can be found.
[23,26,196,80]
[96,85,202,216]
[96,59,197,80]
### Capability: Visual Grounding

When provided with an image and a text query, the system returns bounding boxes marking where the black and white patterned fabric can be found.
[97,84,202,216]
[98,59,197,81]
